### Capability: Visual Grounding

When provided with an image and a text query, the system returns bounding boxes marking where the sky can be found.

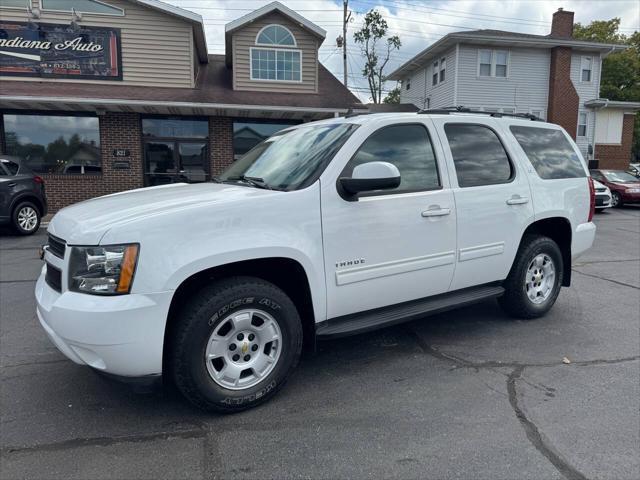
[165,0,640,101]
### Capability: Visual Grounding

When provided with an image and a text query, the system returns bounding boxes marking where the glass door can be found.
[142,117,209,187]
[144,141,209,186]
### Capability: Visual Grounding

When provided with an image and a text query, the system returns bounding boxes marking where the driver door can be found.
[321,121,457,319]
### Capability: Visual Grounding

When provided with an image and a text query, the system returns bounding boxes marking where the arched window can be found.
[251,24,301,82]
[256,25,296,46]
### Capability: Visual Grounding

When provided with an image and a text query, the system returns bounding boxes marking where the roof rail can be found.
[343,108,372,118]
[418,106,541,121]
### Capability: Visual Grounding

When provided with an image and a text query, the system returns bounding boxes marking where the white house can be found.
[387,9,639,169]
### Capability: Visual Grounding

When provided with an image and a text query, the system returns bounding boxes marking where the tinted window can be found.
[0,159,19,176]
[346,124,440,194]
[510,126,586,179]
[3,114,100,174]
[445,124,512,187]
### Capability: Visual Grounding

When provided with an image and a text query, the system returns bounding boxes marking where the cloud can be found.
[167,0,639,102]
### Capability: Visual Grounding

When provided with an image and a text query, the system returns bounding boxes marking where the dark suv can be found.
[0,156,48,235]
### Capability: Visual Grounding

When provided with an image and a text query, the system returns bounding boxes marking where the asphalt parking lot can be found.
[1,207,638,480]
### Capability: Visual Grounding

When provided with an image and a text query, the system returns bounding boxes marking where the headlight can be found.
[69,244,139,295]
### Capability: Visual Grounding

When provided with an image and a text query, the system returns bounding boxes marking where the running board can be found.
[316,284,505,339]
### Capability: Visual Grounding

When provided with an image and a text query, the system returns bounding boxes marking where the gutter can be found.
[0,95,351,114]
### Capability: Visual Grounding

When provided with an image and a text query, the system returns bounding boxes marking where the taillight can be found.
[588,177,595,222]
[33,176,44,184]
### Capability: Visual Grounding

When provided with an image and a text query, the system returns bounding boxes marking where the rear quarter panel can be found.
[496,120,590,230]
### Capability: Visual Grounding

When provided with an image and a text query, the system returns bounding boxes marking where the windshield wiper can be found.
[223,175,276,190]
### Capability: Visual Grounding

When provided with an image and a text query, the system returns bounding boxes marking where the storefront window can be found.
[142,118,208,139]
[2,113,101,174]
[233,121,298,159]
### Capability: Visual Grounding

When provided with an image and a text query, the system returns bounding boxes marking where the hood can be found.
[48,183,278,244]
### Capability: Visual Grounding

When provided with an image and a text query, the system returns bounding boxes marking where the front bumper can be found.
[595,193,611,208]
[35,270,173,377]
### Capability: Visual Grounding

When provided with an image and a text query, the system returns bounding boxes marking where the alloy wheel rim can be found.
[525,254,556,304]
[612,193,620,207]
[17,207,38,231]
[205,308,282,390]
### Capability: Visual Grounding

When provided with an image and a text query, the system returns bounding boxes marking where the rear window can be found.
[509,126,586,179]
[0,159,19,176]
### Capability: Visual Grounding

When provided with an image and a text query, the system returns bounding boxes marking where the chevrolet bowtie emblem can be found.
[241,342,249,354]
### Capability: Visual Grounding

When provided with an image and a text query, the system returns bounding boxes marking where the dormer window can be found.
[251,24,301,82]
[256,25,296,46]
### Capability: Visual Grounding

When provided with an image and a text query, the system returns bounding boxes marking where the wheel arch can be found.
[520,217,572,286]
[163,257,317,375]
[10,194,45,217]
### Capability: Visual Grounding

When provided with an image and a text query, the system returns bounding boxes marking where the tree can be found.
[574,19,640,160]
[383,86,401,104]
[353,10,401,103]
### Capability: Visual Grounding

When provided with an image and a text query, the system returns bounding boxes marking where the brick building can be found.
[388,8,639,169]
[0,1,360,212]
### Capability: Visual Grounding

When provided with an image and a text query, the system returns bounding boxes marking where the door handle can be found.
[506,195,529,205]
[7,182,17,187]
[422,206,451,217]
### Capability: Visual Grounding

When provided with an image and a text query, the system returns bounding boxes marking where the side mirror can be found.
[339,161,401,195]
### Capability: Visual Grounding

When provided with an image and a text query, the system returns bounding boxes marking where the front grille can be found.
[47,234,66,259]
[595,188,606,193]
[45,263,62,292]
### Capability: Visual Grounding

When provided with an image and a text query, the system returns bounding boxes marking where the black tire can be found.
[12,201,41,235]
[171,276,303,413]
[498,235,563,319]
[611,191,623,208]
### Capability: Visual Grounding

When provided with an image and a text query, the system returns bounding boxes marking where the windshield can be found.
[218,123,358,190]
[602,170,640,183]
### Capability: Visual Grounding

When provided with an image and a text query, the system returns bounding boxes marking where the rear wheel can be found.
[611,191,623,208]
[171,276,303,413]
[499,235,563,319]
[12,201,41,235]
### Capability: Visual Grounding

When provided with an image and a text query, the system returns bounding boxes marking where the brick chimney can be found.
[550,8,574,38]
[547,8,579,139]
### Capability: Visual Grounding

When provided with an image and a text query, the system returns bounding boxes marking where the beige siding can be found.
[0,0,195,88]
[232,12,318,93]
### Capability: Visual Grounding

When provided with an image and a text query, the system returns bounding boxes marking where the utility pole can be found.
[342,0,351,87]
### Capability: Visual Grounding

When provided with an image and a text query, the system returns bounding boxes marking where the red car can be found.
[590,169,640,208]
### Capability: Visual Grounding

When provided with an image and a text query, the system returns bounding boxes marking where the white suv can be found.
[36,112,596,412]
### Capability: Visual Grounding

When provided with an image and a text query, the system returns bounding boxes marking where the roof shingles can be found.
[0,55,360,110]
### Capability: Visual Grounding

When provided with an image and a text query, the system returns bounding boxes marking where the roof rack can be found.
[418,106,541,121]
[343,108,372,118]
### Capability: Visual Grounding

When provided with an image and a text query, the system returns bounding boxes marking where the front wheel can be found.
[611,191,623,208]
[171,277,303,413]
[499,235,563,319]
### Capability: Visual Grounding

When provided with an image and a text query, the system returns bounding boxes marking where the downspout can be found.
[453,43,459,106]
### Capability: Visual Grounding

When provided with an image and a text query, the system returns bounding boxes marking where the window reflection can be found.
[445,124,513,187]
[347,124,440,193]
[510,126,586,179]
[3,114,101,174]
[233,121,298,159]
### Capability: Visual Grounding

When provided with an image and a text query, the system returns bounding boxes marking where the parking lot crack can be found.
[507,367,588,480]
[1,425,208,455]
[571,268,639,290]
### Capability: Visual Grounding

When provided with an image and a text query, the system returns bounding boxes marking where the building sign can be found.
[0,22,122,80]
[112,148,131,157]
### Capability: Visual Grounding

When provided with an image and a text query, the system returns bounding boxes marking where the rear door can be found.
[431,118,534,290]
